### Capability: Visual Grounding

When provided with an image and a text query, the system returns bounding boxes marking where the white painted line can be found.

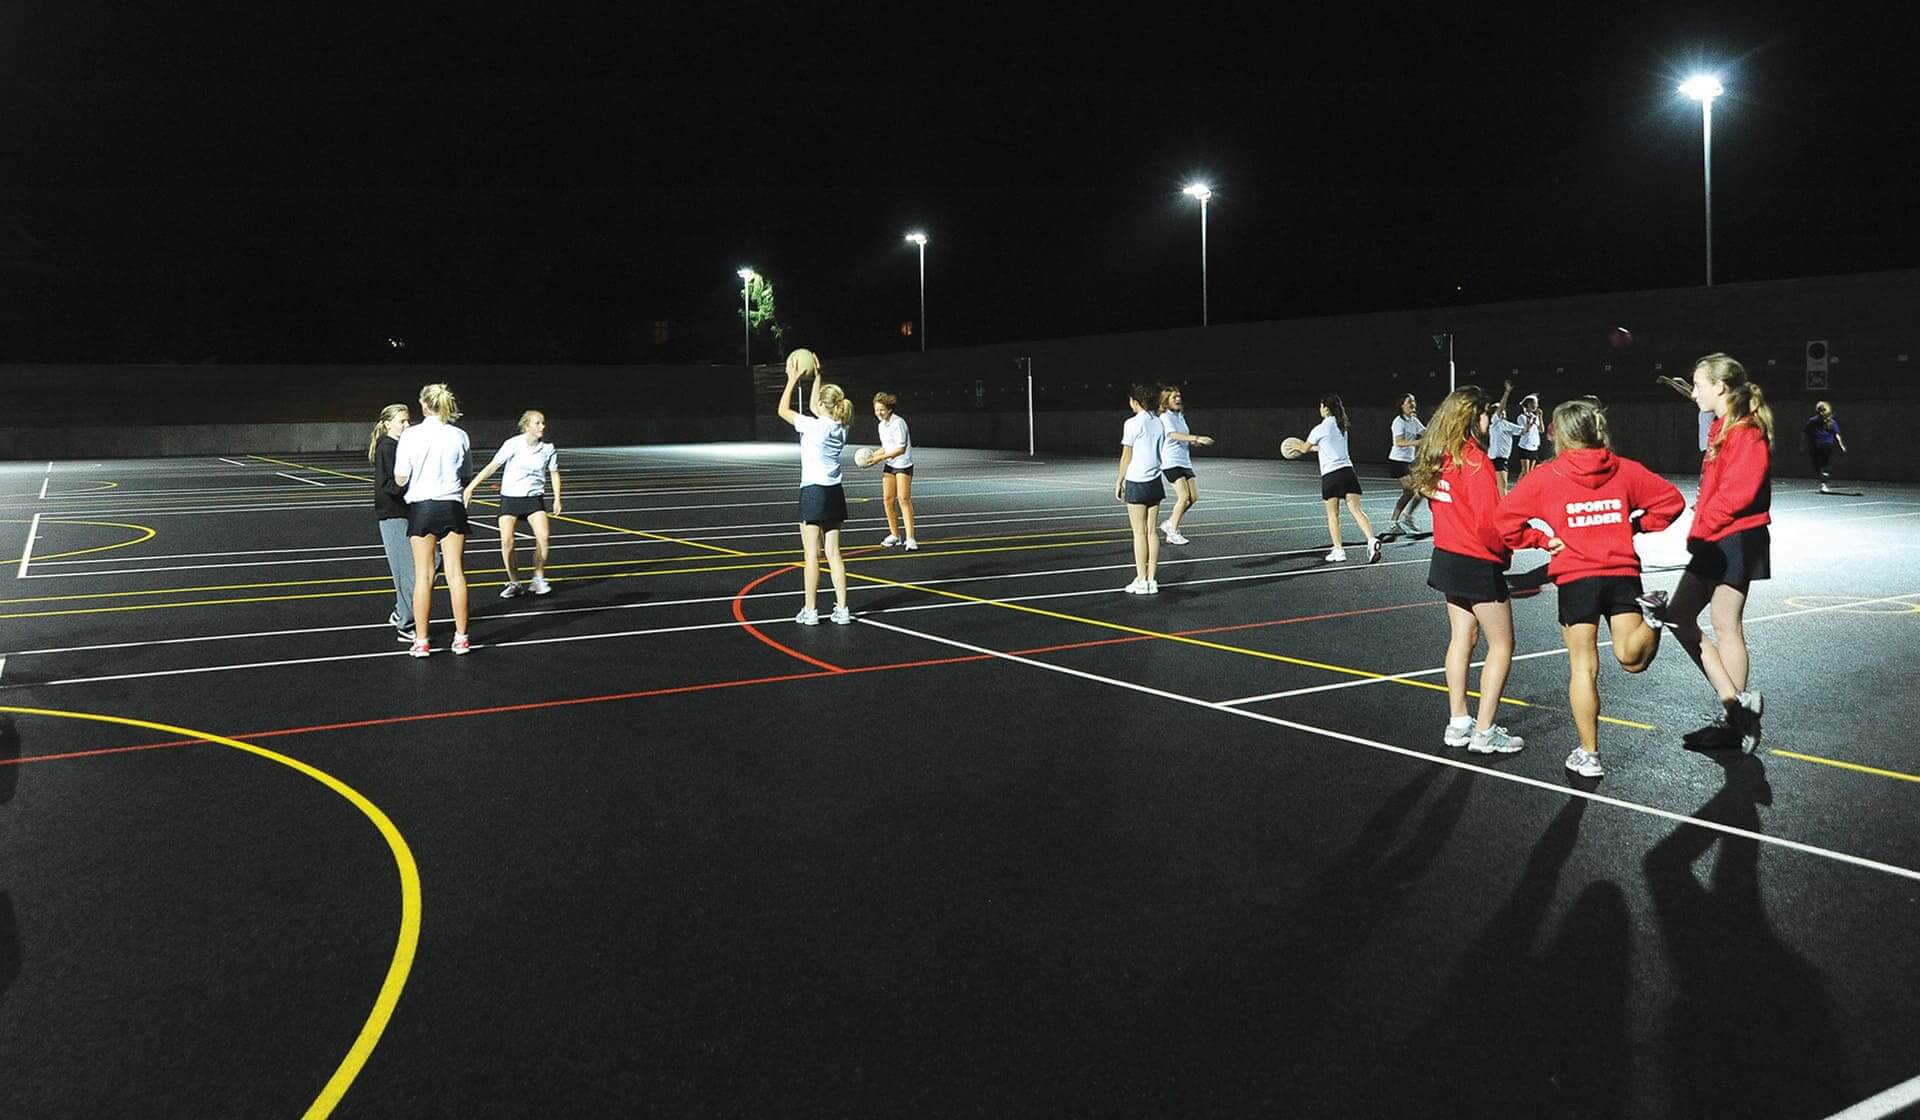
[44,461,53,474]
[275,472,327,488]
[37,475,49,500]
[218,457,249,467]
[0,656,6,682]
[17,513,40,578]
[857,616,1920,885]
[1824,1071,1920,1120]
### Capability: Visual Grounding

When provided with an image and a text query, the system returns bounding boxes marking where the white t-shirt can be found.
[1487,416,1525,459]
[1698,410,1714,452]
[1308,416,1352,475]
[394,416,469,504]
[877,414,913,469]
[1121,412,1164,482]
[1159,409,1193,469]
[1516,411,1542,451]
[1389,414,1425,463]
[794,413,846,487]
[489,437,558,497]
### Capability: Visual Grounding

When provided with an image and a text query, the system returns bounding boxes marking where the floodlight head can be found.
[905,232,928,246]
[737,267,757,281]
[1182,183,1212,201]
[1679,74,1724,102]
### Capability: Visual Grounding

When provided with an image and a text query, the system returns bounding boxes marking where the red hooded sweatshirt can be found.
[1430,437,1552,564]
[1691,416,1772,541]
[1495,447,1686,583]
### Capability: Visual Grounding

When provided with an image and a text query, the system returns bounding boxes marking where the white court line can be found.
[1825,1071,1920,1120]
[274,472,327,488]
[218,457,250,467]
[857,616,1920,885]
[37,474,50,500]
[17,513,41,579]
[1219,590,1920,706]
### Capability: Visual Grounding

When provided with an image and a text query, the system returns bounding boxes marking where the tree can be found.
[741,273,793,360]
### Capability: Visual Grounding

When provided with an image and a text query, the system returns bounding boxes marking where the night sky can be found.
[2,2,1913,364]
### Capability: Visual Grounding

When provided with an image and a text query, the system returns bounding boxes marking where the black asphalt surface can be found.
[0,444,1915,1117]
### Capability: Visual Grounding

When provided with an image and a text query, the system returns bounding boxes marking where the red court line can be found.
[1,599,1437,768]
[731,564,845,674]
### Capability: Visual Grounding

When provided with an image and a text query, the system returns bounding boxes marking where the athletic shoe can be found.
[830,605,853,625]
[1636,590,1669,629]
[1145,579,1159,594]
[903,538,919,551]
[1734,691,1764,753]
[451,632,471,655]
[395,625,416,642]
[1468,725,1524,754]
[1124,579,1150,594]
[1325,548,1348,563]
[1367,538,1383,564]
[1159,519,1174,534]
[408,638,430,659]
[499,581,523,599]
[1164,530,1190,545]
[794,607,820,625]
[1443,718,1474,747]
[529,576,552,596]
[1818,484,1831,494]
[1564,749,1605,778]
[387,611,404,628]
[1379,522,1403,541]
[881,534,900,547]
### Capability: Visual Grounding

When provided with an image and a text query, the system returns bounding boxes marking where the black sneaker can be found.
[396,624,417,642]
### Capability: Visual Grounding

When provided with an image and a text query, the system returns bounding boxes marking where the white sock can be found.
[1449,715,1473,727]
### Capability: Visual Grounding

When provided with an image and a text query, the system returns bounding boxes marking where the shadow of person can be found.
[1643,752,1854,1117]
[1362,799,1635,1118]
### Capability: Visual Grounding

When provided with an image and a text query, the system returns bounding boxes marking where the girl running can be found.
[1411,386,1557,755]
[1115,384,1165,593]
[1495,399,1685,778]
[464,410,563,598]
[393,383,473,656]
[1512,394,1543,480]
[1657,353,1774,751]
[869,392,918,550]
[777,349,854,624]
[369,403,416,641]
[1803,400,1847,494]
[1299,394,1380,564]
[1156,385,1214,546]
[1382,392,1425,538]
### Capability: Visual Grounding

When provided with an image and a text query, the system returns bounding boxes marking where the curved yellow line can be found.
[0,705,421,1119]
[42,480,120,494]
[0,519,157,564]
[1781,595,1920,615]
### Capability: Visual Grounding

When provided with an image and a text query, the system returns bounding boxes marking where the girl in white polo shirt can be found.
[776,349,855,625]
[1382,393,1425,538]
[393,382,473,656]
[1156,385,1214,546]
[868,391,918,550]
[1114,383,1166,594]
[464,410,563,598]
[1299,393,1380,564]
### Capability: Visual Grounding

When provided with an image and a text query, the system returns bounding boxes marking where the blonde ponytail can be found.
[1695,353,1774,459]
[816,382,854,427]
[367,403,409,462]
[419,383,462,422]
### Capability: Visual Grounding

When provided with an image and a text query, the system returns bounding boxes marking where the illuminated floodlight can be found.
[1181,182,1212,202]
[904,231,928,246]
[737,267,757,281]
[1679,74,1724,101]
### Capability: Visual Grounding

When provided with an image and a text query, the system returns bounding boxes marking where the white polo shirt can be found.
[877,414,913,469]
[1389,414,1425,463]
[489,437,558,497]
[395,416,470,504]
[1160,409,1193,469]
[794,414,846,487]
[1308,416,1352,474]
[1121,412,1164,482]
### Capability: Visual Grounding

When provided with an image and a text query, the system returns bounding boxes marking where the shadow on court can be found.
[1643,753,1854,1117]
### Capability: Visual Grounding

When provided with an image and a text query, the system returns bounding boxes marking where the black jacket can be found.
[373,437,409,519]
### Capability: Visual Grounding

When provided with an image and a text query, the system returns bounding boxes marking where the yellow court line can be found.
[839,567,1659,732]
[42,480,120,495]
[0,705,420,1119]
[0,520,157,564]
[1769,749,1920,784]
[248,454,374,484]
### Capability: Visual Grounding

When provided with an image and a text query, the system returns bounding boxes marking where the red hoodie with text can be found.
[1494,447,1686,583]
[1691,416,1772,541]
[1430,437,1552,564]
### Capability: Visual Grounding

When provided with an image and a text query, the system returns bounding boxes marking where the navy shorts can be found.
[1686,526,1771,588]
[882,464,914,476]
[407,499,469,538]
[1427,548,1510,604]
[1808,445,1834,470]
[1556,575,1645,626]
[1161,466,1195,482]
[1387,460,1413,479]
[497,494,551,518]
[1320,466,1362,500]
[1490,456,1510,473]
[798,484,849,527]
[1123,477,1166,506]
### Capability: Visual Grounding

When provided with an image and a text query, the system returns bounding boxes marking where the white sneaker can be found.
[794,607,820,625]
[1124,579,1150,594]
[881,534,900,547]
[1164,530,1190,545]
[1325,548,1348,563]
[529,576,552,595]
[1468,725,1525,754]
[499,581,523,599]
[830,605,853,625]
[1443,718,1474,747]
[1145,579,1159,594]
[903,538,919,551]
[1636,590,1669,630]
[408,638,430,659]
[1367,538,1383,564]
[1564,749,1605,778]
[1734,691,1764,753]
[1159,519,1174,534]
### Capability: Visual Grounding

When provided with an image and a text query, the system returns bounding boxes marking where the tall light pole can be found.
[736,267,757,367]
[1680,74,1724,286]
[904,232,928,351]
[1182,183,1212,326]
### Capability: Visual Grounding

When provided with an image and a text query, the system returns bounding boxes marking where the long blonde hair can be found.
[1550,399,1611,456]
[367,403,409,462]
[816,382,854,426]
[419,383,461,422]
[1695,352,1774,459]
[1408,386,1489,496]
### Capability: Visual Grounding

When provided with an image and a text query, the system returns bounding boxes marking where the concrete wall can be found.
[1,415,754,460]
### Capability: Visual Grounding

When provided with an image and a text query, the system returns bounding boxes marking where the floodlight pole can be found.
[905,233,928,351]
[1700,95,1715,287]
[737,268,756,369]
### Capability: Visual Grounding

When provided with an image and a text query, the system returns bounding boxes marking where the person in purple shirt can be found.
[1803,401,1848,494]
